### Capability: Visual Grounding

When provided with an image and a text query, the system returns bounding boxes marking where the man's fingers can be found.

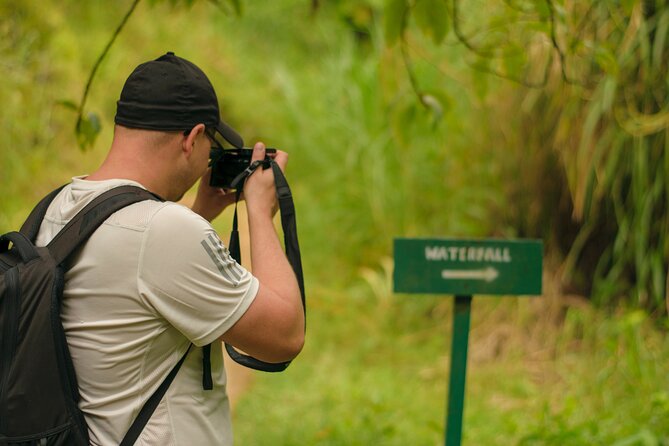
[249,142,287,175]
[273,150,288,172]
[251,142,266,163]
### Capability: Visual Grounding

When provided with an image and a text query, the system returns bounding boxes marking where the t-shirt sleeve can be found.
[137,203,258,346]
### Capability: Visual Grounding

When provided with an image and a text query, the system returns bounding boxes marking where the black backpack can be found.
[0,185,189,446]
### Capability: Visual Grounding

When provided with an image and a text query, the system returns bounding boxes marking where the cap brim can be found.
[215,120,244,149]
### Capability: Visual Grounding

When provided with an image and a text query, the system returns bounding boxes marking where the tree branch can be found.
[464,53,551,89]
[401,40,431,109]
[76,0,142,134]
[545,0,580,85]
[451,0,497,57]
[399,6,431,111]
[501,0,535,15]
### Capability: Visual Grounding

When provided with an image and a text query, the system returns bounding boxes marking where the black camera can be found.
[209,147,277,189]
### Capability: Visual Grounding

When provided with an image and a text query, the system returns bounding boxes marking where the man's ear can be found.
[182,123,206,158]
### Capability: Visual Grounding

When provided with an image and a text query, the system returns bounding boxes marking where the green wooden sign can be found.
[394,238,543,296]
[393,237,543,446]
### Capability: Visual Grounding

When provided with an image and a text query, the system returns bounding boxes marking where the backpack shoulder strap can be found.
[47,185,163,267]
[119,345,192,446]
[20,184,67,241]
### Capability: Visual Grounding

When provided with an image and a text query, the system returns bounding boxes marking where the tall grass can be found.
[234,272,669,445]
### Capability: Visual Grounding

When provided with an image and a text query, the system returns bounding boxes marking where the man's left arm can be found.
[190,168,237,222]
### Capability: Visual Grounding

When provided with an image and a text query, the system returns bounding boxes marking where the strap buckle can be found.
[229,159,266,190]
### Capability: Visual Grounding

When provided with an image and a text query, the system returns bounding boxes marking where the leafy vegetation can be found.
[368,0,669,314]
[1,0,668,443]
[490,1,669,316]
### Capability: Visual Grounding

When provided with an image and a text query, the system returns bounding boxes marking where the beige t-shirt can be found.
[35,177,258,446]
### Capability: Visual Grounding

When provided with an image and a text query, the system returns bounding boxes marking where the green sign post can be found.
[393,238,543,446]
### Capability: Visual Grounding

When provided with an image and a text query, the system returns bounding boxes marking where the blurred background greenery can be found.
[1,0,668,444]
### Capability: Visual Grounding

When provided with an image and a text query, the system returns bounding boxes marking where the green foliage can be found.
[3,0,669,443]
[493,1,669,315]
[516,307,669,445]
[374,0,669,315]
[0,1,75,230]
[383,0,450,46]
[75,112,102,150]
[413,0,449,45]
[146,0,242,14]
[383,0,407,46]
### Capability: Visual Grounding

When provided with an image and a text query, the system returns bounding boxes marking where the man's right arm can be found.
[219,143,305,363]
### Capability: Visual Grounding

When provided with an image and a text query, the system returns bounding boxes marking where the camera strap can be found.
[223,158,306,372]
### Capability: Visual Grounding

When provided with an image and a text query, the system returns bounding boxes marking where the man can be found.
[35,52,304,445]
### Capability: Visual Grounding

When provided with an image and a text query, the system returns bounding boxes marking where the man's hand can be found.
[244,142,288,218]
[191,168,237,222]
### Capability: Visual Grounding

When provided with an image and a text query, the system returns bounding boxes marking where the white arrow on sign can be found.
[441,267,499,282]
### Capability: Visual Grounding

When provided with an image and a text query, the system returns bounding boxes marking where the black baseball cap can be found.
[114,51,243,148]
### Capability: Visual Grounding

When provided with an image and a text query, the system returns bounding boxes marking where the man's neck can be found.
[87,152,172,199]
